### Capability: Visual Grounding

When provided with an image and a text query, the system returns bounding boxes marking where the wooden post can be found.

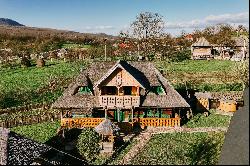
[131,108,134,122]
[117,109,120,122]
[105,109,107,119]
[104,44,107,61]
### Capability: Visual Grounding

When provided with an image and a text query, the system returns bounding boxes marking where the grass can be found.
[154,59,244,92]
[10,121,60,143]
[0,59,91,108]
[61,43,92,49]
[184,109,232,128]
[155,59,237,73]
[130,132,225,165]
[0,59,245,108]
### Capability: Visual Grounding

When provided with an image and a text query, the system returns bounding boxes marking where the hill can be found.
[0,18,24,26]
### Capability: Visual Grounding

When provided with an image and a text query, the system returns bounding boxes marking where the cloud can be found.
[83,25,115,30]
[165,11,249,29]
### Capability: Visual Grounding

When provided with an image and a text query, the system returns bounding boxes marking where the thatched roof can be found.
[192,37,211,47]
[232,36,249,47]
[194,91,243,101]
[95,119,120,135]
[52,60,190,109]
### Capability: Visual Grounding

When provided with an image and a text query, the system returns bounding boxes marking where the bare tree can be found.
[131,12,165,39]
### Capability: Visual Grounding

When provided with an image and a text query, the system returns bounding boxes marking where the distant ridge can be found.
[0,18,24,26]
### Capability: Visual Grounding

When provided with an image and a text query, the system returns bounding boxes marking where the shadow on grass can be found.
[184,136,221,165]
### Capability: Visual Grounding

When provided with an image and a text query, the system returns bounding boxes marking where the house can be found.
[232,36,249,61]
[191,37,213,60]
[185,34,193,41]
[52,60,190,131]
[0,127,86,165]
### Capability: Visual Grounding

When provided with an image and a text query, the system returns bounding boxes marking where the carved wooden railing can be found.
[133,118,180,127]
[99,96,140,107]
[61,118,105,129]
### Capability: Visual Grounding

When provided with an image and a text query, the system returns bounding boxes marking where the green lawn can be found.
[0,59,91,108]
[184,109,232,128]
[154,59,244,91]
[130,132,225,165]
[10,121,60,143]
[155,59,237,73]
[0,59,244,108]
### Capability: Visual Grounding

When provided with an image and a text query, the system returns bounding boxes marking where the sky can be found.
[0,0,249,36]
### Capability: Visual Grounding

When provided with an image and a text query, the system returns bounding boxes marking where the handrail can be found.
[133,117,180,127]
[61,118,105,129]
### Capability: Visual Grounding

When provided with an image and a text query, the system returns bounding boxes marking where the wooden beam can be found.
[105,109,107,119]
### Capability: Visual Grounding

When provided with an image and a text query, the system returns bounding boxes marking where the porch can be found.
[61,117,181,129]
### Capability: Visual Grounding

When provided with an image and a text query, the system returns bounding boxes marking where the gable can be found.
[93,61,146,89]
[99,67,144,87]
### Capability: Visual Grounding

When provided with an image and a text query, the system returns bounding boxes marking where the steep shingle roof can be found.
[52,61,190,109]
[192,37,211,47]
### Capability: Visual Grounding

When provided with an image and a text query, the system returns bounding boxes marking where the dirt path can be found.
[117,126,228,165]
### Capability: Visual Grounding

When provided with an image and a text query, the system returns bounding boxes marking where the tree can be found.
[129,12,165,59]
[131,12,165,39]
[76,128,101,163]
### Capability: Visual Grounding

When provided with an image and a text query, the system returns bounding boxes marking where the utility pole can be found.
[104,38,107,61]
[241,38,246,62]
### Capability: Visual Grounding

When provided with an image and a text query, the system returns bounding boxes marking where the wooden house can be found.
[191,37,213,60]
[52,60,190,131]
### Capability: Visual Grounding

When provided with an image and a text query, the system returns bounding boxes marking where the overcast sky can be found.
[0,0,249,36]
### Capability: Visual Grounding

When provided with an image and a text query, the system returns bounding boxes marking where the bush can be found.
[76,128,101,163]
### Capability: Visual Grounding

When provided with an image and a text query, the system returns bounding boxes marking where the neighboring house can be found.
[232,36,249,61]
[185,34,193,41]
[0,127,86,165]
[52,60,190,131]
[191,37,213,60]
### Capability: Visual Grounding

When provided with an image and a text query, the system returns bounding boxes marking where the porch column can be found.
[105,108,108,119]
[131,107,134,122]
[117,108,120,122]
[60,110,63,119]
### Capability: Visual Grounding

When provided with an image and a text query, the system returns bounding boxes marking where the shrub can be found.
[76,128,101,163]
[20,56,31,67]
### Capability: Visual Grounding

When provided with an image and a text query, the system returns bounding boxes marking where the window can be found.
[78,86,91,94]
[151,86,165,95]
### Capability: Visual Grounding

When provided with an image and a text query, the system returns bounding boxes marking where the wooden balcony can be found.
[61,118,105,129]
[133,118,180,127]
[99,95,140,108]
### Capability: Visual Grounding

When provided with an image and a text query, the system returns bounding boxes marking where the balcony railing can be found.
[60,117,181,129]
[133,118,180,127]
[61,118,105,129]
[99,95,140,108]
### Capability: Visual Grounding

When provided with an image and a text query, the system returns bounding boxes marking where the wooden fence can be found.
[61,118,105,129]
[133,118,181,127]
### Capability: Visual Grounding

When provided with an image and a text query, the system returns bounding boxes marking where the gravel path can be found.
[117,126,228,165]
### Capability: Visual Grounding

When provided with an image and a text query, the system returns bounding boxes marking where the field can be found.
[0,59,242,109]
[155,59,243,91]
[0,59,91,108]
[10,121,60,143]
[130,132,225,165]
[61,43,92,49]
[184,109,232,128]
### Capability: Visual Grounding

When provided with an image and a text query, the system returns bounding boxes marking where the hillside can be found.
[0,18,24,26]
